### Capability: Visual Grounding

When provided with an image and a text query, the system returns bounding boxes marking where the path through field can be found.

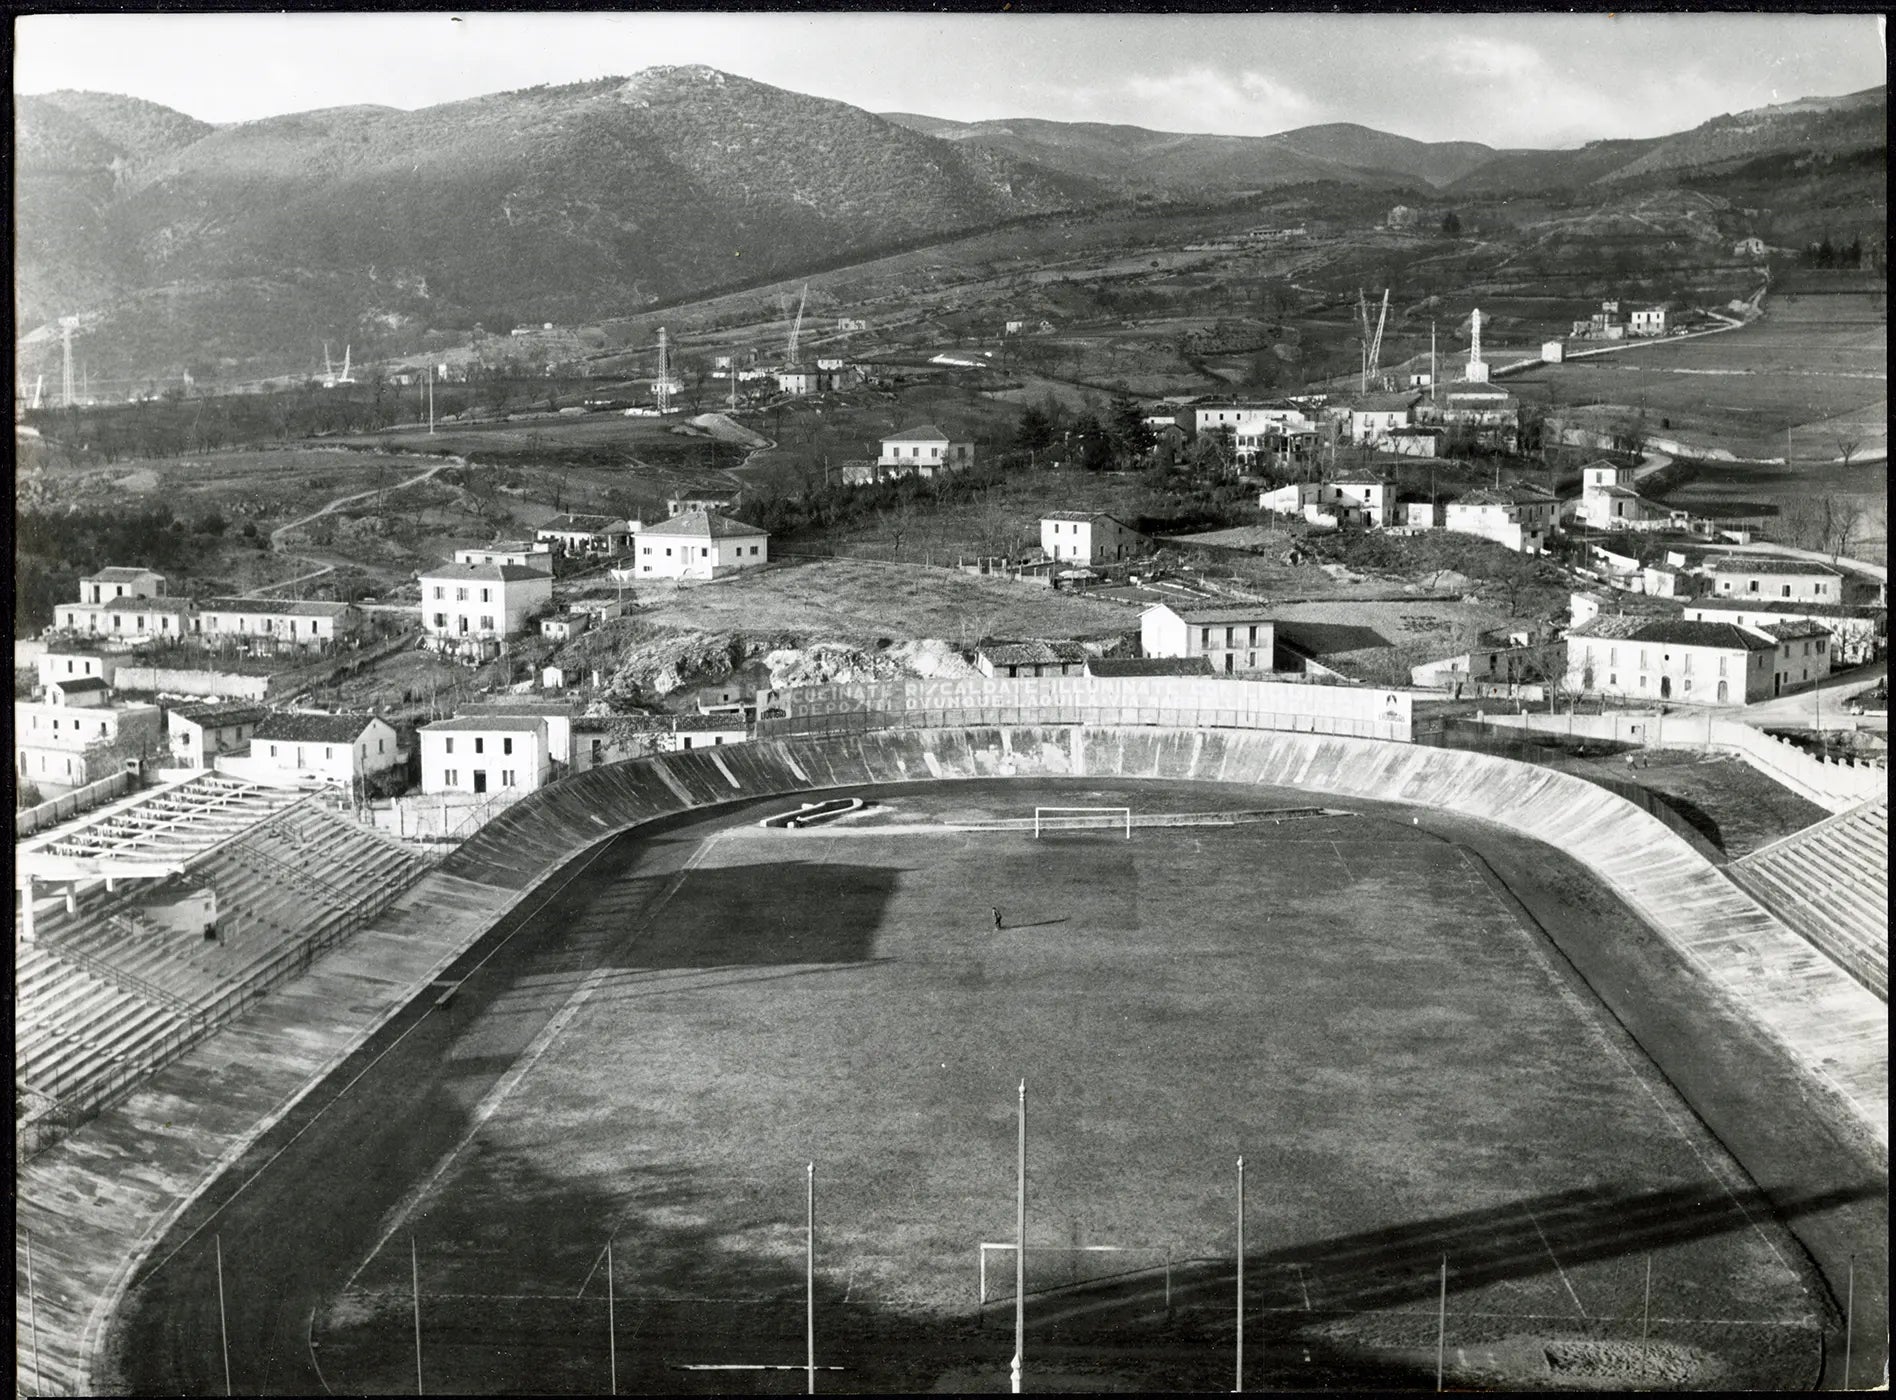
[251,456,460,597]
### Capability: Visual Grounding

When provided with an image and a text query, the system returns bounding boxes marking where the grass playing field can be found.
[300,782,1823,1394]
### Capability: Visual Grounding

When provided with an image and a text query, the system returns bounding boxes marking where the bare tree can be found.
[1833,434,1864,468]
[1822,495,1867,563]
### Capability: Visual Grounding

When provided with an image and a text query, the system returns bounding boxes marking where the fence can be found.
[14,770,137,838]
[356,787,527,845]
[1476,710,1885,812]
[758,676,1414,743]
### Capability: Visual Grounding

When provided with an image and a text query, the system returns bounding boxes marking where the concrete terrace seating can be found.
[442,726,1887,1144]
[14,943,190,1104]
[1731,799,1890,998]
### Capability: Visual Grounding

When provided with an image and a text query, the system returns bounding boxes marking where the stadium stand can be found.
[1729,798,1889,999]
[16,778,431,1122]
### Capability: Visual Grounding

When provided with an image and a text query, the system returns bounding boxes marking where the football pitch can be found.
[286,782,1824,1393]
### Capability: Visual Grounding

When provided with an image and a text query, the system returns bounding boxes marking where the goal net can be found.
[978,1242,1176,1305]
[1033,806,1132,839]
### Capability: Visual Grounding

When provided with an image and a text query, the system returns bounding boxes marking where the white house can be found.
[1707,555,1845,604]
[631,511,770,579]
[1141,603,1275,675]
[234,712,404,788]
[418,562,554,658]
[1684,599,1885,666]
[974,640,1089,679]
[878,425,975,477]
[1629,306,1668,337]
[536,515,639,556]
[15,692,166,794]
[1259,480,1392,529]
[1345,394,1415,447]
[454,541,554,573]
[1760,620,1833,694]
[167,703,269,770]
[1564,616,1775,705]
[1576,460,1661,530]
[75,566,167,605]
[1040,512,1144,565]
[419,715,554,795]
[1384,427,1444,458]
[1444,484,1560,554]
[35,649,121,693]
[53,595,196,640]
[196,598,364,649]
[1191,404,1318,466]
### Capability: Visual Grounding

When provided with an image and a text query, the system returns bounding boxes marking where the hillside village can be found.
[17,287,1888,838]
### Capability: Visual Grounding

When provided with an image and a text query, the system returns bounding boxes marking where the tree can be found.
[1106,390,1153,467]
[1822,495,1867,563]
[1015,403,1055,456]
[1441,210,1462,236]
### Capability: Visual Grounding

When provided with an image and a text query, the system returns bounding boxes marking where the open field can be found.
[122,783,1828,1394]
[1509,293,1887,462]
[599,556,1139,646]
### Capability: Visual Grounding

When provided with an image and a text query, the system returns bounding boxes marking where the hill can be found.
[14,68,1102,382]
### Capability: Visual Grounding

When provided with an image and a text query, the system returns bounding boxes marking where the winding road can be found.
[248,456,461,597]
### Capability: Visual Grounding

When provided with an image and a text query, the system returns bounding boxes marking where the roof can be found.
[538,513,625,534]
[49,676,110,695]
[1042,511,1130,526]
[1385,426,1444,436]
[639,510,768,540]
[881,424,950,442]
[1629,620,1776,652]
[1567,614,1653,640]
[1708,554,1843,577]
[1688,598,1884,621]
[200,597,354,617]
[1595,484,1646,498]
[1153,603,1275,625]
[100,595,195,614]
[1086,656,1215,678]
[84,566,162,582]
[1455,483,1558,508]
[252,712,386,743]
[1760,620,1833,641]
[1347,393,1417,412]
[979,639,1090,667]
[421,715,551,734]
[168,703,270,726]
[419,562,554,583]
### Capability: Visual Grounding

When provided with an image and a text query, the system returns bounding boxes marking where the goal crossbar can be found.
[1033,806,1132,839]
[978,1242,1176,1306]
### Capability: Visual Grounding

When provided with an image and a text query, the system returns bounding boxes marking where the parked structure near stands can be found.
[1142,602,1276,674]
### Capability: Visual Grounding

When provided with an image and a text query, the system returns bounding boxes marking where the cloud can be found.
[1430,37,1543,80]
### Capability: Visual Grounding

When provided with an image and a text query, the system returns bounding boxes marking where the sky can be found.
[13,11,1888,149]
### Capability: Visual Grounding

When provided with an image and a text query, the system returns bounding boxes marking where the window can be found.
[1781,585,1791,598]
[434,613,447,629]
[503,737,513,755]
[444,768,458,786]
[481,588,491,603]
[456,587,469,601]
[481,616,494,631]
[474,737,485,754]
[502,770,516,787]
[1747,580,1758,593]
[433,585,444,600]
[445,737,454,754]
[1201,628,1211,647]
[270,744,278,757]
[642,546,652,556]
[1248,625,1258,644]
[379,739,386,753]
[324,747,333,759]
[1718,655,1727,676]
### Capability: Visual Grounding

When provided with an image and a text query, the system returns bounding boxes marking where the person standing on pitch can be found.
[992,906,1003,932]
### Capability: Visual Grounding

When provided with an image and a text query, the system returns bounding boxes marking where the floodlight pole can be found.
[1642,1254,1652,1351]
[607,1239,617,1396]
[807,1162,817,1395]
[1435,1255,1447,1392]
[1843,1253,1855,1389]
[216,1233,232,1397]
[412,1234,423,1396]
[27,1228,42,1396]
[1235,1156,1245,1393]
[1012,1079,1025,1395]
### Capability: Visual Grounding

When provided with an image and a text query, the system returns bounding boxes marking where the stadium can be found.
[15,678,1889,1394]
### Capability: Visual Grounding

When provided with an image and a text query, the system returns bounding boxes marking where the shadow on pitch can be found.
[998,917,1071,931]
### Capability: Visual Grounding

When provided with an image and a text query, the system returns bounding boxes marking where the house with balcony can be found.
[629,511,770,580]
[1141,603,1275,675]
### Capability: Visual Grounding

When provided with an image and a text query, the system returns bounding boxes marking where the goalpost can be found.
[1033,806,1132,839]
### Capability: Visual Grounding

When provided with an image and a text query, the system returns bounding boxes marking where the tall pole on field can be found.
[216,1234,232,1397]
[1435,1255,1447,1392]
[607,1240,617,1396]
[26,1229,42,1396]
[412,1234,424,1396]
[427,371,434,435]
[807,1163,817,1395]
[1011,1079,1025,1395]
[1843,1253,1855,1389]
[1641,1254,1652,1351]
[1235,1156,1246,1393]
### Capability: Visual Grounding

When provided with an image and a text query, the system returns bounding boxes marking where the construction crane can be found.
[1357,289,1390,395]
[786,283,808,363]
[323,343,355,389]
[654,326,672,414]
